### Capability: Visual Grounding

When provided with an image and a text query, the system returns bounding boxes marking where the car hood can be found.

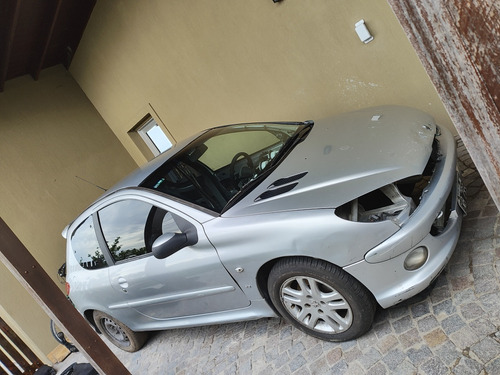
[225,106,437,217]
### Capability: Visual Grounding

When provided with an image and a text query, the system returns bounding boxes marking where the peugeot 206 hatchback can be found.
[63,106,465,352]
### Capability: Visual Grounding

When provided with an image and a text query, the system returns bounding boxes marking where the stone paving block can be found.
[394,359,417,375]
[365,361,388,375]
[353,332,375,353]
[382,348,405,371]
[358,347,382,370]
[441,314,466,335]
[388,305,409,320]
[459,302,485,321]
[302,343,322,363]
[479,292,500,312]
[430,287,453,306]
[406,345,433,366]
[339,339,357,352]
[376,334,398,354]
[424,328,448,347]
[410,301,430,318]
[449,326,481,349]
[419,357,449,375]
[398,327,422,349]
[470,336,500,363]
[308,357,329,375]
[485,357,500,375]
[329,359,348,374]
[324,347,342,367]
[417,314,439,333]
[468,317,497,338]
[343,346,363,364]
[451,356,482,375]
[288,342,306,359]
[373,320,393,339]
[432,299,456,319]
[392,315,413,334]
[474,278,499,295]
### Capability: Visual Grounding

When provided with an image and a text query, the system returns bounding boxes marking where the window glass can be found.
[71,216,108,270]
[98,200,153,262]
[140,123,307,213]
[199,130,280,171]
[137,117,172,156]
[145,124,172,153]
[162,212,181,233]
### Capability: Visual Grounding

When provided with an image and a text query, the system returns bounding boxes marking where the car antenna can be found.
[75,176,107,191]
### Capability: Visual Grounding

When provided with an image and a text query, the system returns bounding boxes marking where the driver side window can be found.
[98,200,181,263]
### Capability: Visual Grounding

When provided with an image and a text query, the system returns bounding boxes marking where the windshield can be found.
[140,122,310,213]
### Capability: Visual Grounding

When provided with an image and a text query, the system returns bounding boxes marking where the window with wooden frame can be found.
[129,115,173,160]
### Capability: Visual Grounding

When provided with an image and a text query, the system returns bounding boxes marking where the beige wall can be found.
[70,0,454,166]
[0,66,137,356]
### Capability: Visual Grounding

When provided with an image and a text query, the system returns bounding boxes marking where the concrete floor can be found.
[55,140,500,374]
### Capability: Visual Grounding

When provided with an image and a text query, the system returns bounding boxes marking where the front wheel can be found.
[93,311,148,352]
[268,257,376,342]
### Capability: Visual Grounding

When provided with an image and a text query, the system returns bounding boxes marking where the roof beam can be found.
[31,0,62,81]
[0,0,21,92]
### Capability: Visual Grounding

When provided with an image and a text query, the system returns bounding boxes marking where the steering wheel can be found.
[229,152,255,188]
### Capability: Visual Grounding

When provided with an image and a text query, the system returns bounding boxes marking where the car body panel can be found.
[344,125,463,307]
[364,122,457,263]
[345,209,462,308]
[66,191,249,329]
[64,105,463,337]
[224,106,436,217]
[203,210,400,301]
[104,197,249,321]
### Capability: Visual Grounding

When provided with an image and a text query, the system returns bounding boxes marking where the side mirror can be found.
[152,229,197,259]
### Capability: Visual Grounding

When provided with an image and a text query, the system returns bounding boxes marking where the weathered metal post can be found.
[387,0,500,211]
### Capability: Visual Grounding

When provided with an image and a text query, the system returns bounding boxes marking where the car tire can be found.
[268,257,376,342]
[93,311,148,352]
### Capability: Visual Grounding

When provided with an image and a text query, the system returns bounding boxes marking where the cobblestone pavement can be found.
[57,139,500,374]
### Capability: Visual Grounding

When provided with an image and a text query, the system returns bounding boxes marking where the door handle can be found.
[118,277,129,290]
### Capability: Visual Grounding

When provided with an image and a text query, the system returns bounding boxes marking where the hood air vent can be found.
[255,172,308,202]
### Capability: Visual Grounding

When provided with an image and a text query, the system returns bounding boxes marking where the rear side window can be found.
[98,200,152,262]
[71,216,108,270]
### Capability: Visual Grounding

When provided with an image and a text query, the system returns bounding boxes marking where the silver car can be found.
[63,106,464,352]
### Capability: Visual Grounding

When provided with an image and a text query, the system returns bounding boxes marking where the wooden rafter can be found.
[31,0,63,81]
[0,0,21,92]
[0,0,96,92]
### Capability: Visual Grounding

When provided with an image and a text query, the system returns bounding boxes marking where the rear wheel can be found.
[268,257,376,341]
[93,311,148,352]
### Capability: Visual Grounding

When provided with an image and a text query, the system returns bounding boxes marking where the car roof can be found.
[103,130,207,197]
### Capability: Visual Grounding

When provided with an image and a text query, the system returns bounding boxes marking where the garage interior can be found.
[0,0,498,374]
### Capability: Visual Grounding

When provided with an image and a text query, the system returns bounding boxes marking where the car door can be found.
[97,197,249,320]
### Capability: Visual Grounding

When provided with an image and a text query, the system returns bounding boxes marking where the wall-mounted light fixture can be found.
[355,19,373,43]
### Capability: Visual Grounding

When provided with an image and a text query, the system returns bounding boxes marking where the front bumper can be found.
[344,204,462,308]
[343,126,464,308]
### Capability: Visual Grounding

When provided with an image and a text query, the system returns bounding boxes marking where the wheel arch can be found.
[83,309,101,334]
[256,255,378,310]
[256,256,328,315]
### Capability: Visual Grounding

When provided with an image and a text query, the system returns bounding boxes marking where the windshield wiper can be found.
[268,121,313,169]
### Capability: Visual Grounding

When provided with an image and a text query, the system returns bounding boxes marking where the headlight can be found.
[404,247,428,270]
